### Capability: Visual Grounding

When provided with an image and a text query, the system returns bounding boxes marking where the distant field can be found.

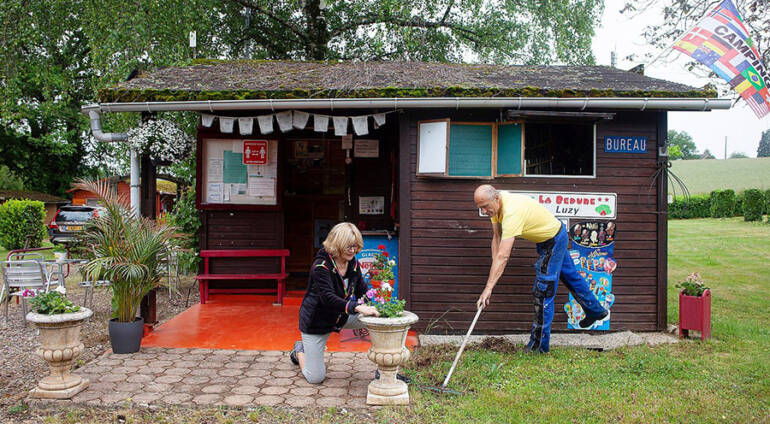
[669,157,770,195]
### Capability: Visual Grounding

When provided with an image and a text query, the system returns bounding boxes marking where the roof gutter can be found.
[81,96,731,113]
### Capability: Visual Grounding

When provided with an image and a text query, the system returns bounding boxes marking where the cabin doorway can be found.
[283,136,347,289]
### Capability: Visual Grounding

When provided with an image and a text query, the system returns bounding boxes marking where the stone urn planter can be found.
[26,308,93,399]
[359,310,419,405]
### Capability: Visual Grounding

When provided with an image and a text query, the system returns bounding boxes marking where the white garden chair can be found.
[1,260,57,325]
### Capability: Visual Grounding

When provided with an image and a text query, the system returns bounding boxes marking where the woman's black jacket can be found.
[299,248,367,334]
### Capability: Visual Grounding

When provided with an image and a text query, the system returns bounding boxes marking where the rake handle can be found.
[441,305,483,389]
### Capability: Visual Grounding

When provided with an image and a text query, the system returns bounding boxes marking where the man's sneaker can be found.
[578,310,610,330]
[374,369,411,383]
[289,341,303,366]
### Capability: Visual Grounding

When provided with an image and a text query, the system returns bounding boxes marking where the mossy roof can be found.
[100,60,717,102]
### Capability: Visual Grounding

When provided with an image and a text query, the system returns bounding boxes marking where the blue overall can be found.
[527,223,607,353]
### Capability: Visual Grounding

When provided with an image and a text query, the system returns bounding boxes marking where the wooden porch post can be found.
[139,151,158,327]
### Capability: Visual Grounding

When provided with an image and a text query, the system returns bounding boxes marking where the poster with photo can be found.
[564,220,617,330]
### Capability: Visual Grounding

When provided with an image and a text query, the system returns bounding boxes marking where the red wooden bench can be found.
[196,249,290,305]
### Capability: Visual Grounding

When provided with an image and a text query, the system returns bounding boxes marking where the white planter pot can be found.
[358,310,419,405]
[26,308,93,399]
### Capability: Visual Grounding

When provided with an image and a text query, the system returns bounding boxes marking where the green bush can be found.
[0,199,46,250]
[765,189,770,223]
[710,189,736,218]
[734,192,744,217]
[742,189,764,221]
[669,194,711,218]
[166,187,200,273]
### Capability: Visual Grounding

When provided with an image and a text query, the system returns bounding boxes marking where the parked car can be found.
[49,205,104,244]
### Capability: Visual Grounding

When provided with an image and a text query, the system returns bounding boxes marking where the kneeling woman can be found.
[290,222,379,384]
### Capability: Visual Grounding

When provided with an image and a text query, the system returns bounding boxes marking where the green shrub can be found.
[734,192,745,217]
[0,199,46,250]
[742,189,764,221]
[166,187,200,273]
[669,194,711,219]
[765,189,770,223]
[710,189,736,218]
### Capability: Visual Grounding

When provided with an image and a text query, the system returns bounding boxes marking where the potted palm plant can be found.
[74,179,175,354]
[677,272,711,340]
[358,283,418,405]
[26,289,92,399]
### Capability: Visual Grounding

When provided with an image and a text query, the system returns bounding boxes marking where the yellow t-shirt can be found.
[490,192,561,242]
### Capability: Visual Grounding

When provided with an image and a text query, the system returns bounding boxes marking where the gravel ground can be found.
[0,267,199,408]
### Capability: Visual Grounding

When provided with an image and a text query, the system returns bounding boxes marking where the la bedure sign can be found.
[604,136,647,153]
[508,191,617,219]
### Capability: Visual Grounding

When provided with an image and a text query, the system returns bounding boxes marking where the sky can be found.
[592,0,770,158]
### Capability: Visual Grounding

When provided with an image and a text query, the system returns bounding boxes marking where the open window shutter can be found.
[496,123,523,176]
[448,124,493,177]
[417,119,449,175]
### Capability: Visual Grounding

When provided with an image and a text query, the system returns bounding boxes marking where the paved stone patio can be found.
[61,348,376,409]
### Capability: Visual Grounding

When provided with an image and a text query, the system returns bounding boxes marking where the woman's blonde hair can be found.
[323,222,363,258]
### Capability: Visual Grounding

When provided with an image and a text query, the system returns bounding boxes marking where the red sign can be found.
[243,140,268,165]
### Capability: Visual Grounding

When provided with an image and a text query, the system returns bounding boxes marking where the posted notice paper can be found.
[206,183,223,203]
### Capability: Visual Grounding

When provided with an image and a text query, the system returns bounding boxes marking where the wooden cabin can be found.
[93,60,727,332]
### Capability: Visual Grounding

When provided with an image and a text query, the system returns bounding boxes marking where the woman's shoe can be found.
[289,341,303,366]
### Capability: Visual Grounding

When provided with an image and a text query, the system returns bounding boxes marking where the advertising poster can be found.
[564,221,617,330]
[355,235,399,298]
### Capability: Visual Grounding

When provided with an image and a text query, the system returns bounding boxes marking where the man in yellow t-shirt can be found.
[474,184,609,353]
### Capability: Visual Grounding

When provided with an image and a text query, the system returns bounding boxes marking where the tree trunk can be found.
[302,0,330,60]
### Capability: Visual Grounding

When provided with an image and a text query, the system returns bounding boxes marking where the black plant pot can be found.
[108,317,144,354]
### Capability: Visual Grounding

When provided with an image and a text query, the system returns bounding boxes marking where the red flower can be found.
[378,244,386,250]
[383,252,389,257]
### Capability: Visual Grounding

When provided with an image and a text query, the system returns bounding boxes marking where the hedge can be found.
[710,189,736,218]
[765,189,770,223]
[669,194,711,218]
[0,199,47,250]
[742,189,764,221]
[734,192,744,217]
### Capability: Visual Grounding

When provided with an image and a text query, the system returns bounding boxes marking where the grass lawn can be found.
[669,157,770,194]
[0,241,56,261]
[383,217,770,423]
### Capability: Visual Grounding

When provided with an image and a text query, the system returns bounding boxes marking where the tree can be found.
[226,0,604,63]
[729,151,749,158]
[0,165,24,190]
[667,130,700,160]
[758,129,770,157]
[701,149,716,159]
[1,0,606,189]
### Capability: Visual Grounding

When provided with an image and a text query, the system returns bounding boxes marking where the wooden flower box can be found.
[678,289,711,340]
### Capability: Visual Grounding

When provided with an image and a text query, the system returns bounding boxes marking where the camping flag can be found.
[673,0,770,118]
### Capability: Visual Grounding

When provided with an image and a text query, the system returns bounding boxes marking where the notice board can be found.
[202,138,278,205]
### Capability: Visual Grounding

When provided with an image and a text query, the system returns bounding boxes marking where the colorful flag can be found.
[673,0,770,118]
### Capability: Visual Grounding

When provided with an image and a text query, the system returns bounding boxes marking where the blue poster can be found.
[355,235,399,298]
[565,221,617,330]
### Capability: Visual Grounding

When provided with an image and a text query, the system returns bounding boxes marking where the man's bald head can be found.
[474,185,501,217]
[474,185,498,202]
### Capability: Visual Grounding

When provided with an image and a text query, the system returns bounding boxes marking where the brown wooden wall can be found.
[200,210,284,290]
[400,109,666,333]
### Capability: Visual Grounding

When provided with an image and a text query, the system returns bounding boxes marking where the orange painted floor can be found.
[142,293,419,352]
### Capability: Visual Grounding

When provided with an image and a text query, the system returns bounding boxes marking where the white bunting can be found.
[314,114,330,132]
[238,117,254,135]
[257,115,274,134]
[275,111,294,133]
[373,113,386,129]
[333,116,349,136]
[219,117,234,133]
[351,115,369,136]
[293,111,310,130]
[201,113,215,127]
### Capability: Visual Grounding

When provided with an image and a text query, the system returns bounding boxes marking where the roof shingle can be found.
[99,60,716,102]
